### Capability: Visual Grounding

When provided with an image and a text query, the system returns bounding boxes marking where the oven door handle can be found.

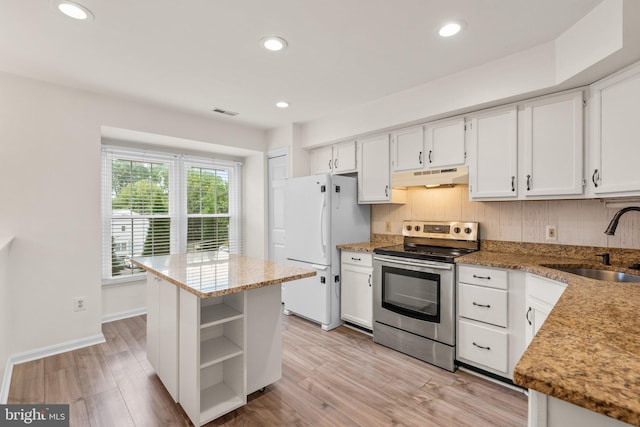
[373,256,452,270]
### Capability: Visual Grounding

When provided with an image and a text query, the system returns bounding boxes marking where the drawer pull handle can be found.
[368,274,372,287]
[472,274,491,280]
[472,342,491,351]
[472,302,491,308]
[526,306,532,326]
[351,257,362,261]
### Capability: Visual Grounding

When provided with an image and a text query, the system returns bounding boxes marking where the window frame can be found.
[101,146,242,285]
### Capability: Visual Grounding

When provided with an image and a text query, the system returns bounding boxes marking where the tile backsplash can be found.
[371,185,640,250]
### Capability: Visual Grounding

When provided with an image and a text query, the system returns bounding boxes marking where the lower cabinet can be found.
[524,274,567,346]
[456,264,525,381]
[340,251,373,330]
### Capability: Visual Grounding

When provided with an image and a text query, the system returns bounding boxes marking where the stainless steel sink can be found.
[552,267,640,283]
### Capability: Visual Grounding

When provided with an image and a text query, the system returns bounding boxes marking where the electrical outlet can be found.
[545,225,557,241]
[74,296,87,312]
[385,221,391,232]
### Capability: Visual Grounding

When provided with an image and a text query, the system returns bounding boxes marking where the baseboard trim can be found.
[0,333,105,404]
[101,307,146,324]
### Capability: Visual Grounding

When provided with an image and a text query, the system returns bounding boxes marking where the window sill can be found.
[102,275,146,287]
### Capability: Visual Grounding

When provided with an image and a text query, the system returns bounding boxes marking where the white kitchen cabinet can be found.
[310,141,357,175]
[521,91,585,197]
[146,274,179,401]
[390,126,424,172]
[590,62,640,196]
[468,107,518,199]
[524,274,567,346]
[456,265,525,381]
[332,140,357,174]
[358,134,406,203]
[424,116,466,168]
[310,145,333,175]
[340,251,373,330]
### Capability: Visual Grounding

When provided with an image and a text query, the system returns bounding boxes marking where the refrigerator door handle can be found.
[320,194,327,259]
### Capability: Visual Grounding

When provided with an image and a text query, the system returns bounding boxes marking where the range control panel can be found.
[402,221,479,241]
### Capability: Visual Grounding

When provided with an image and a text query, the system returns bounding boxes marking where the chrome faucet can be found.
[604,207,640,235]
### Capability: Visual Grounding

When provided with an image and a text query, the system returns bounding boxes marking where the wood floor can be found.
[8,313,527,426]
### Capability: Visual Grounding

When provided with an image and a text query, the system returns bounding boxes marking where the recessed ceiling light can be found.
[54,0,94,21]
[438,22,463,37]
[276,101,289,109]
[261,37,288,52]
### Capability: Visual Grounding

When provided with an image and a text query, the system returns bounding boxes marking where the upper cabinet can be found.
[309,140,357,175]
[310,145,333,175]
[590,62,640,197]
[424,117,466,168]
[521,91,584,197]
[332,140,357,174]
[358,134,391,203]
[390,126,424,172]
[468,107,518,200]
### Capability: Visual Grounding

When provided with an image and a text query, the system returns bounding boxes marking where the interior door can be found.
[268,154,288,263]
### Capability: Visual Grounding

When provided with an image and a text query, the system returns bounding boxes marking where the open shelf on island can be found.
[200,336,243,369]
[200,382,244,424]
[201,303,244,328]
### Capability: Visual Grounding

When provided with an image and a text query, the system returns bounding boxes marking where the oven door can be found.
[373,254,454,345]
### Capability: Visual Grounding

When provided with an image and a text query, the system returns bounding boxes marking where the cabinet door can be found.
[522,91,584,197]
[390,126,424,172]
[358,134,391,203]
[340,263,373,329]
[333,140,357,174]
[310,145,333,175]
[591,63,640,195]
[158,277,180,402]
[468,107,518,199]
[424,117,466,168]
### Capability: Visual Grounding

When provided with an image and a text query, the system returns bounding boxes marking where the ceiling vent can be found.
[212,108,239,116]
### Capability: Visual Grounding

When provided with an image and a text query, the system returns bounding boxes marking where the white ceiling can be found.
[0,0,603,130]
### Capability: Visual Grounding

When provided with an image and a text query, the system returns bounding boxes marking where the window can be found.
[102,147,242,282]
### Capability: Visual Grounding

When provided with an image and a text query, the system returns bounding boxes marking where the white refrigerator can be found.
[283,174,370,330]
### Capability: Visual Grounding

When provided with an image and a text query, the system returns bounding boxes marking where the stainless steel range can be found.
[372,220,479,371]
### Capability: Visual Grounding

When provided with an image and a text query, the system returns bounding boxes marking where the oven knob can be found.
[464,227,472,234]
[414,225,421,232]
[405,225,412,231]
[453,227,461,234]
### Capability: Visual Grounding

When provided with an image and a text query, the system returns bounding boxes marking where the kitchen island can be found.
[131,251,315,426]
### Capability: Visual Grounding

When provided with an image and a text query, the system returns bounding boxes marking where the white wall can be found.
[266,124,309,178]
[0,236,14,398]
[297,0,640,148]
[372,186,640,250]
[0,71,267,357]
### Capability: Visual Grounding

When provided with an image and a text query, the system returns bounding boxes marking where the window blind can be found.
[102,148,178,280]
[102,147,242,282]
[184,156,242,255]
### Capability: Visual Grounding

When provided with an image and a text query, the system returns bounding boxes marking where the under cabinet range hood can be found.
[392,166,469,188]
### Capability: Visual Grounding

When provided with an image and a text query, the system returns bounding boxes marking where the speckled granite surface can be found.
[457,249,640,426]
[336,241,393,252]
[132,251,316,299]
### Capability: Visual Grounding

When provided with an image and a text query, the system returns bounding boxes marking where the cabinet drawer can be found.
[458,320,508,374]
[459,283,508,327]
[458,265,508,290]
[341,251,372,267]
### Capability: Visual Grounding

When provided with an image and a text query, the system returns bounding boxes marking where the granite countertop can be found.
[457,250,640,426]
[131,251,316,299]
[336,241,394,253]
